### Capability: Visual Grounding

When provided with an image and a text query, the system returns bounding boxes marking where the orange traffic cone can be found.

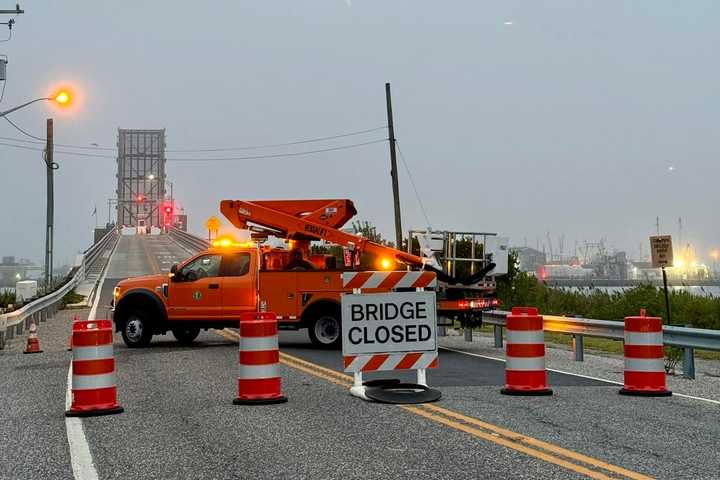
[24,322,43,354]
[65,320,124,417]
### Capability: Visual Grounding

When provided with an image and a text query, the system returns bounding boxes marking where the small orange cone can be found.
[24,323,43,354]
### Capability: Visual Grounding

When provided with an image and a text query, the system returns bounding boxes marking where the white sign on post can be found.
[340,270,439,401]
[342,291,437,357]
[650,235,673,268]
[485,236,509,276]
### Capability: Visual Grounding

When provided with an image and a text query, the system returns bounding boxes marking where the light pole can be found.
[45,118,54,289]
[0,91,73,288]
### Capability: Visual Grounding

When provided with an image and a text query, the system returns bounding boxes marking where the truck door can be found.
[220,252,255,319]
[168,253,223,319]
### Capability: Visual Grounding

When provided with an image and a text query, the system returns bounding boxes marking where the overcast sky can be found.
[1,1,718,267]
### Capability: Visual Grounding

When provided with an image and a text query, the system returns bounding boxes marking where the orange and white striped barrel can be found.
[233,312,287,405]
[501,307,552,396]
[619,315,671,397]
[65,320,124,417]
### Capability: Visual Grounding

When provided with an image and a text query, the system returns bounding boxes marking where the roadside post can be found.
[650,235,673,323]
[341,271,442,404]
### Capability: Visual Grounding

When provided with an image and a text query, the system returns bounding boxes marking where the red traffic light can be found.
[136,195,145,202]
[164,206,173,214]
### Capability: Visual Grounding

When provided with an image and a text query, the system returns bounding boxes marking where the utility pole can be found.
[44,118,54,289]
[385,82,403,249]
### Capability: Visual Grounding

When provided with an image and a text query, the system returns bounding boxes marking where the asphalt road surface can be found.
[3,233,719,479]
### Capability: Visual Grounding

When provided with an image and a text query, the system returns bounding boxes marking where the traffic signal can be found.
[136,195,145,203]
[164,205,173,214]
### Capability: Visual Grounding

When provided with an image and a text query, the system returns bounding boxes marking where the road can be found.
[2,233,719,479]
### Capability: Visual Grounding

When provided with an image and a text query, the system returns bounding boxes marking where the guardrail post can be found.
[682,346,695,380]
[464,325,473,342]
[437,318,446,337]
[573,334,584,362]
[493,325,503,348]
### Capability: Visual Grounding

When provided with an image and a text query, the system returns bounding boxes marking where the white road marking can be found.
[65,370,98,480]
[65,238,118,480]
[440,345,720,405]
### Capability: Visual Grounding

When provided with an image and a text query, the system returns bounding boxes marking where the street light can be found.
[0,90,72,118]
[0,89,75,288]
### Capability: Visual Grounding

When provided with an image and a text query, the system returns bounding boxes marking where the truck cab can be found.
[112,243,260,347]
[112,241,345,348]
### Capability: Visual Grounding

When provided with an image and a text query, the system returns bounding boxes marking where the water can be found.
[552,285,720,298]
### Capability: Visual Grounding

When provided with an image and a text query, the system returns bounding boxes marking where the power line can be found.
[0,125,389,153]
[4,116,45,141]
[0,138,387,161]
[396,140,432,229]
[0,133,116,150]
[167,139,387,162]
[166,126,388,152]
[0,141,114,158]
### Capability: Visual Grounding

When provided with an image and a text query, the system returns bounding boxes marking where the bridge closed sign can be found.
[341,291,437,355]
[650,235,673,268]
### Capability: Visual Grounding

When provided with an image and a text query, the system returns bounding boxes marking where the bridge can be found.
[2,228,719,480]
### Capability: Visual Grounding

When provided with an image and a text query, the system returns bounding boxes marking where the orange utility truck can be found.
[112,199,498,348]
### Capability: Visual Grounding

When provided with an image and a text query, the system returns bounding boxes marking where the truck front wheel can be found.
[120,309,154,348]
[308,311,342,349]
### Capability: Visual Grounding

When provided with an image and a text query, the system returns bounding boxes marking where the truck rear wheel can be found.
[120,309,153,348]
[172,327,200,345]
[308,311,342,349]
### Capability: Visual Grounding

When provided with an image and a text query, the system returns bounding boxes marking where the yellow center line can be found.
[420,403,653,480]
[401,405,618,480]
[216,329,652,480]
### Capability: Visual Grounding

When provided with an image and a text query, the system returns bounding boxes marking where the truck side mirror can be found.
[170,264,182,282]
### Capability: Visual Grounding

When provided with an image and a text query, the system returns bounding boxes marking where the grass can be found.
[62,289,85,307]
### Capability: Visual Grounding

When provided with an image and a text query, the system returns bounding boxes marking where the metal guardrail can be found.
[0,228,119,349]
[480,310,720,379]
[167,227,209,253]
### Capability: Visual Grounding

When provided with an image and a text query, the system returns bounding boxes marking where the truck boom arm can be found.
[220,199,428,267]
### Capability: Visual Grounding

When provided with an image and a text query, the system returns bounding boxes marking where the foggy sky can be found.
[1,1,718,267]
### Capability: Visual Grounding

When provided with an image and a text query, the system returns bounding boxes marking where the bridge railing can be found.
[0,227,119,349]
[482,310,720,380]
[167,226,209,253]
